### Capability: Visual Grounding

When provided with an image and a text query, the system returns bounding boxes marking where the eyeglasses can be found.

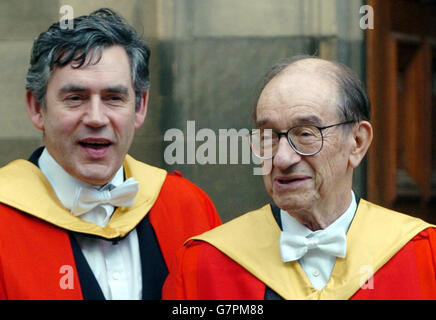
[249,120,355,159]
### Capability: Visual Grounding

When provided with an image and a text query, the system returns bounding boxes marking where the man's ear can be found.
[349,121,373,168]
[134,90,148,129]
[26,90,45,131]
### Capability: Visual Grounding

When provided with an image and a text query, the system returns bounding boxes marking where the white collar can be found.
[280,191,357,239]
[38,148,124,225]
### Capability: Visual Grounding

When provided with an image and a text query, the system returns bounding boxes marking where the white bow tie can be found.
[71,177,139,216]
[280,229,347,262]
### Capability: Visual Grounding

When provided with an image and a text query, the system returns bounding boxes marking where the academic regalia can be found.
[0,148,221,299]
[163,199,436,300]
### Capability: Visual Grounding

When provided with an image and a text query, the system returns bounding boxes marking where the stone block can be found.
[0,0,58,41]
[0,41,41,139]
[157,0,338,39]
[57,0,158,39]
[0,138,42,167]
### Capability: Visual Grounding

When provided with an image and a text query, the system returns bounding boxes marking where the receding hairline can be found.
[258,58,343,106]
[272,57,343,84]
[253,57,356,123]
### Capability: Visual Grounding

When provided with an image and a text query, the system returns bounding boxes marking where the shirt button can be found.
[312,269,320,277]
[112,272,120,280]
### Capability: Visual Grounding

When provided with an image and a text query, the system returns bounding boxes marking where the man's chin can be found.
[73,165,118,186]
[272,194,312,214]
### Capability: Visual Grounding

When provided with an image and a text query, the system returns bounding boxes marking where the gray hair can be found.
[252,56,371,125]
[25,8,150,109]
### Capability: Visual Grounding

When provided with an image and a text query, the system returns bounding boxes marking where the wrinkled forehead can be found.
[256,67,341,126]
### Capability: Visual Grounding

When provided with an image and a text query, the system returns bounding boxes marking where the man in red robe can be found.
[0,8,221,300]
[163,57,436,300]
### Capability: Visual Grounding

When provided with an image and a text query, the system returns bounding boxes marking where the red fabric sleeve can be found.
[0,253,6,300]
[414,228,436,298]
[150,172,222,298]
[196,242,266,299]
[163,240,266,300]
[163,241,201,299]
[351,228,436,300]
[0,204,83,299]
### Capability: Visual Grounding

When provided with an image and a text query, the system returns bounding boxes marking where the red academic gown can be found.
[163,200,436,300]
[0,149,221,300]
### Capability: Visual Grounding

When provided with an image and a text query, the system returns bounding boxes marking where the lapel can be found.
[191,200,434,299]
[69,233,105,300]
[68,215,169,300]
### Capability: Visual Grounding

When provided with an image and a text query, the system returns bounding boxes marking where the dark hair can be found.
[252,56,371,124]
[25,8,150,109]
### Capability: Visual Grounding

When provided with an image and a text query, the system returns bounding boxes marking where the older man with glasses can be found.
[163,57,436,300]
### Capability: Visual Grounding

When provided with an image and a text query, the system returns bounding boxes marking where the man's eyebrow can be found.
[295,115,323,125]
[58,84,129,95]
[255,115,323,128]
[59,84,87,93]
[104,85,129,95]
[255,119,268,128]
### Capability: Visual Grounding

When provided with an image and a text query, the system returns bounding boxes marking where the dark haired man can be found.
[164,57,436,300]
[0,8,220,300]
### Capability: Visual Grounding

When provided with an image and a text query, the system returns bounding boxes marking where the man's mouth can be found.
[78,139,112,149]
[275,176,311,185]
[78,138,113,159]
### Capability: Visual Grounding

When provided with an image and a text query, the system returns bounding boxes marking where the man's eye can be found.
[67,95,82,101]
[106,95,124,103]
[300,130,316,137]
[64,95,84,105]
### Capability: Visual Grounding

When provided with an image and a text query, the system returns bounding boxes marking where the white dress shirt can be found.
[38,148,142,299]
[280,191,357,290]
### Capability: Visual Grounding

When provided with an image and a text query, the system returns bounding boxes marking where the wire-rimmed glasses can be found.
[249,120,355,159]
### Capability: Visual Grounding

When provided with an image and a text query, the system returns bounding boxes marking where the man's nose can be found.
[273,136,302,170]
[82,96,109,127]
